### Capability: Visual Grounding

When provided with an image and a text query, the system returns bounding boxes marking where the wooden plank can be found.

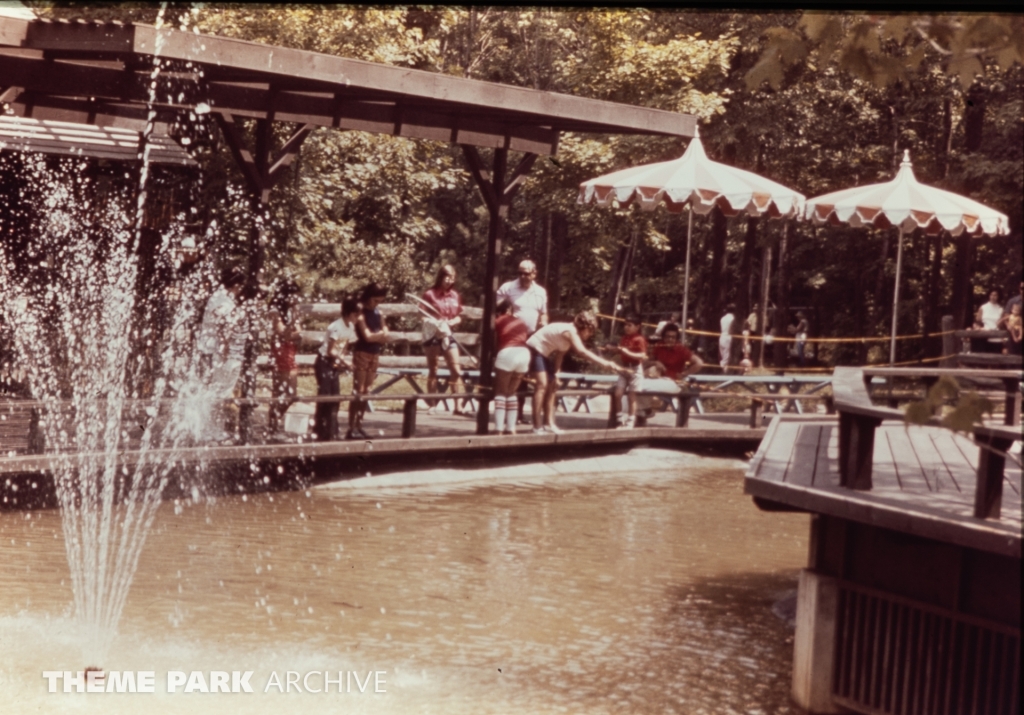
[299,302,482,320]
[864,367,1021,380]
[753,418,803,482]
[902,425,956,494]
[926,429,977,494]
[743,476,1021,557]
[296,330,480,347]
[783,423,822,487]
[872,427,906,491]
[812,424,834,487]
[0,15,30,46]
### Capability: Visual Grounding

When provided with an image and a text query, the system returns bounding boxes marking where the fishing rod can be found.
[405,292,480,368]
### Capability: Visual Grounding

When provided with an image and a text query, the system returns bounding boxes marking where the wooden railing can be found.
[832,366,1020,519]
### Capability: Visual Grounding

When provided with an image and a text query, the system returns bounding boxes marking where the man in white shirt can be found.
[719,303,736,368]
[194,267,248,442]
[496,260,548,333]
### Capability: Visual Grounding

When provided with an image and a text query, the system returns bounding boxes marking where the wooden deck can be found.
[0,408,763,509]
[746,415,1022,557]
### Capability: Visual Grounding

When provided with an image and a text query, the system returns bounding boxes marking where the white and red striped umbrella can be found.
[579,131,805,218]
[579,129,805,337]
[804,151,1010,364]
[805,151,1009,237]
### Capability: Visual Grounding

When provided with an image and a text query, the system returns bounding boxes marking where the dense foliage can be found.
[21,6,1024,365]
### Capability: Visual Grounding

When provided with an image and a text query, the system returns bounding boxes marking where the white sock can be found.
[493,396,506,433]
[506,403,519,434]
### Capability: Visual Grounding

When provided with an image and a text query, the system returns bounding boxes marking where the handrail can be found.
[831,366,1017,520]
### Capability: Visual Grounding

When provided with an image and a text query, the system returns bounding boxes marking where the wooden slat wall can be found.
[833,581,1020,715]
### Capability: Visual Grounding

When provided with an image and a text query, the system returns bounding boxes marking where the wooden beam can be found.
[461,145,498,211]
[0,55,556,154]
[0,15,30,47]
[267,122,313,180]
[7,96,170,129]
[0,86,21,103]
[14,20,695,138]
[214,112,265,195]
[503,152,537,202]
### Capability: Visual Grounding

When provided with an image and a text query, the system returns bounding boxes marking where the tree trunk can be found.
[871,231,890,337]
[854,262,867,364]
[548,211,567,313]
[773,223,791,368]
[706,207,729,334]
[738,216,758,328]
[924,233,943,358]
[950,233,974,329]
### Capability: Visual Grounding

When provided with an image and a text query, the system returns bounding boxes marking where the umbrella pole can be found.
[889,225,905,366]
[681,205,693,342]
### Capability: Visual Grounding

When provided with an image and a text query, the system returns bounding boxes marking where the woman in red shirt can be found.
[493,299,531,434]
[422,264,468,414]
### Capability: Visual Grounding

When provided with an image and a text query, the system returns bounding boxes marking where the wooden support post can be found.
[676,392,693,428]
[792,570,841,714]
[462,146,538,436]
[749,397,764,429]
[1001,377,1020,426]
[837,412,879,490]
[940,315,957,368]
[973,432,1013,519]
[608,393,619,428]
[401,398,417,439]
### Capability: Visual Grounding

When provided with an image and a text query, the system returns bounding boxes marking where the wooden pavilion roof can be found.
[0,16,697,156]
[0,114,195,165]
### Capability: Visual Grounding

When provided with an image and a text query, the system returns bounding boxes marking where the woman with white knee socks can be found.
[492,300,531,434]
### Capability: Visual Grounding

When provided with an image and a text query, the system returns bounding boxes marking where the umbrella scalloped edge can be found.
[807,204,1009,237]
[578,185,800,219]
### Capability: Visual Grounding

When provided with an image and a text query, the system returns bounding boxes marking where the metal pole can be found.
[889,225,905,366]
[681,205,694,342]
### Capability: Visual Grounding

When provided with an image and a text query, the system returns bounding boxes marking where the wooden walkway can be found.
[747,415,1022,557]
[0,408,762,509]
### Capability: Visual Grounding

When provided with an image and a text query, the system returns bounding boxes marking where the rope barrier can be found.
[596,313,958,343]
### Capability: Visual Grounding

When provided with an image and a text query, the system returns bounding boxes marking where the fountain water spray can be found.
[0,3,231,661]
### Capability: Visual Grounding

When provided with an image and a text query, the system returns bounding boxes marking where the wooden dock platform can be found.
[746,366,1021,715]
[0,408,764,510]
[746,416,1021,557]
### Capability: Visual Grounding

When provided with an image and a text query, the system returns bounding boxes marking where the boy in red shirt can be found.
[603,315,648,429]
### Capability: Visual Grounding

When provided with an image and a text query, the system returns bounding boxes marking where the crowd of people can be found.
[192,255,710,444]
[191,252,1020,446]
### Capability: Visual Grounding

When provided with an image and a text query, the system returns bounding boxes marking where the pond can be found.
[0,448,809,714]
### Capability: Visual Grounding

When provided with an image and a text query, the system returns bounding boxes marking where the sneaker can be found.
[344,429,356,440]
[618,418,635,430]
[355,427,371,440]
[547,425,564,434]
[531,427,548,435]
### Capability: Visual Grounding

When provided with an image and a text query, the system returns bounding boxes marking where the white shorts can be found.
[494,346,531,373]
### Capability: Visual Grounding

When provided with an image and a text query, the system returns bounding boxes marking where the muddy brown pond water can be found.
[0,448,809,714]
